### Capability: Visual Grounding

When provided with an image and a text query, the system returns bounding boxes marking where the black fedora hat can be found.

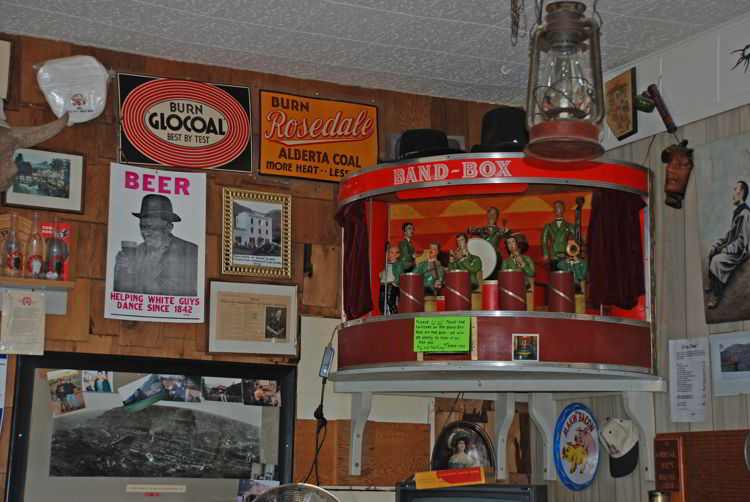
[471,106,528,153]
[398,129,464,160]
[132,194,181,222]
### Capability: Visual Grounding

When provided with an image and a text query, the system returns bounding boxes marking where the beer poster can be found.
[118,73,252,172]
[259,90,378,182]
[104,163,206,323]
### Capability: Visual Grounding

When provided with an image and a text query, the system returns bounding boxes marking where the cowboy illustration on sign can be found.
[105,163,206,323]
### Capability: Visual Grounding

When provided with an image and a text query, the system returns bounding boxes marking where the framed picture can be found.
[605,67,638,141]
[7,351,295,501]
[209,281,297,356]
[430,420,496,471]
[222,188,291,279]
[512,334,539,361]
[3,149,84,213]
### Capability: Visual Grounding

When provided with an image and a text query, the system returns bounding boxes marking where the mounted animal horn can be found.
[0,113,69,191]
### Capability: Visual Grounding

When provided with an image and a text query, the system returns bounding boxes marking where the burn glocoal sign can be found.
[118,74,252,172]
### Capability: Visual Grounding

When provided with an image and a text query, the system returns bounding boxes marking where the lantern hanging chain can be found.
[510,0,528,47]
[592,0,603,27]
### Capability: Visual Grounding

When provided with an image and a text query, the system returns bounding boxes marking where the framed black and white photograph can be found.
[430,420,496,471]
[3,149,84,213]
[222,188,291,279]
[208,281,297,356]
[7,352,295,501]
[104,163,206,323]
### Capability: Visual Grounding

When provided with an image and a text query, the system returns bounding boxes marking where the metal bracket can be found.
[494,392,516,480]
[529,392,556,480]
[349,391,372,475]
[623,390,656,481]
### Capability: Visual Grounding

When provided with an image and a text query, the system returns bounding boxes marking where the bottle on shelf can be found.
[4,212,24,277]
[25,212,46,279]
[45,218,65,280]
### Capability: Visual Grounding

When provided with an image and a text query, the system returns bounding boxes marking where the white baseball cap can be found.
[36,55,109,124]
[599,417,639,478]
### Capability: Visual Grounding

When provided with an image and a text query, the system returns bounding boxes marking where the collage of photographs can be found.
[46,369,281,417]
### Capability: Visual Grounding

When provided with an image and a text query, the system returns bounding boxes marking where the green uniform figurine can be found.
[398,221,417,272]
[448,232,483,291]
[414,242,445,294]
[541,200,579,266]
[379,246,408,314]
[468,207,511,249]
[557,256,588,286]
[500,233,535,289]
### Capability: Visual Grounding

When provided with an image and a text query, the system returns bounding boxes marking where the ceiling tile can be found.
[173,16,279,53]
[348,44,456,75]
[428,0,508,26]
[380,16,487,52]
[300,2,411,43]
[205,0,329,29]
[634,0,748,26]
[599,13,696,51]
[263,31,371,66]
[451,26,528,63]
[327,0,440,17]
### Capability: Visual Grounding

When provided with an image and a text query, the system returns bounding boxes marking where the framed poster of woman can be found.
[430,420,495,471]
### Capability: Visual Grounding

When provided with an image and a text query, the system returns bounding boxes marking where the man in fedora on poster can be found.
[114,194,198,296]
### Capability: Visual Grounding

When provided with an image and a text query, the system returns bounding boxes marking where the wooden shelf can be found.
[0,276,75,290]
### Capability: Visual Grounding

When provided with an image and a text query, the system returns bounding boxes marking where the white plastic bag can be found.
[36,55,109,124]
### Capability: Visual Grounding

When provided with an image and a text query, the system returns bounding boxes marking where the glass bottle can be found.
[25,212,46,279]
[45,218,64,280]
[4,212,23,277]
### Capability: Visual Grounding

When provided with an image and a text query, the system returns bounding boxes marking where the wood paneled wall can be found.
[535,104,750,502]
[0,33,501,496]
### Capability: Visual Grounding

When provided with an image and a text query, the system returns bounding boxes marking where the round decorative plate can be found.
[553,402,600,490]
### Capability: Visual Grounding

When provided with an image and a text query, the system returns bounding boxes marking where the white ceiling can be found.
[1,0,748,104]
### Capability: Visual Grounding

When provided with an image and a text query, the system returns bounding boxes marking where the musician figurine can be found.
[541,200,579,271]
[415,241,445,294]
[448,232,483,291]
[501,233,535,290]
[379,245,407,314]
[557,240,588,290]
[468,206,511,249]
[398,221,418,271]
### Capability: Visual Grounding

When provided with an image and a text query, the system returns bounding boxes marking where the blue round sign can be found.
[553,402,600,491]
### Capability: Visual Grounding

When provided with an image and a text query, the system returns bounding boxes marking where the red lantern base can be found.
[525,120,604,162]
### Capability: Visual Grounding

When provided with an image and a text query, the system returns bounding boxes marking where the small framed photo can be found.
[222,188,291,278]
[209,281,297,356]
[430,420,496,471]
[605,67,638,141]
[512,334,539,361]
[3,149,84,213]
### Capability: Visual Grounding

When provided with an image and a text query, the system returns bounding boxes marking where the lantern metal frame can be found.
[524,1,605,162]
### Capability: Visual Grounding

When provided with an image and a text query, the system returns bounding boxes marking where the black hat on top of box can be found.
[398,129,465,160]
[471,106,528,153]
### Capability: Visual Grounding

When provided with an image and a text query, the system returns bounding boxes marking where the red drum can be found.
[548,270,575,313]
[482,280,499,310]
[498,270,526,310]
[444,270,471,311]
[398,272,424,313]
[435,296,445,312]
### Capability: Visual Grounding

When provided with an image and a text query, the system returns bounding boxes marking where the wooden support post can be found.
[494,392,516,480]
[623,390,656,481]
[529,393,556,480]
[349,391,372,475]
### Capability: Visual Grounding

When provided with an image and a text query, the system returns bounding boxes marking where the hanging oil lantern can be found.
[524,1,605,162]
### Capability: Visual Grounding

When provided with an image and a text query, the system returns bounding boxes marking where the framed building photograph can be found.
[605,67,638,141]
[209,281,297,356]
[222,188,291,279]
[7,352,295,501]
[430,420,496,471]
[3,149,84,213]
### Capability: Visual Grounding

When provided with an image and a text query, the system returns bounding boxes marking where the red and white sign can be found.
[118,74,251,171]
[339,154,649,205]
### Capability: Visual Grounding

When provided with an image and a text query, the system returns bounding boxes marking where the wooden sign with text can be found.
[654,437,684,501]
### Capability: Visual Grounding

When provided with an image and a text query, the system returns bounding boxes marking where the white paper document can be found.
[669,337,708,422]
[0,290,45,355]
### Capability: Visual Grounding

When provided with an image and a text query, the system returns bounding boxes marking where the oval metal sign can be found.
[120,77,250,169]
[554,402,600,491]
